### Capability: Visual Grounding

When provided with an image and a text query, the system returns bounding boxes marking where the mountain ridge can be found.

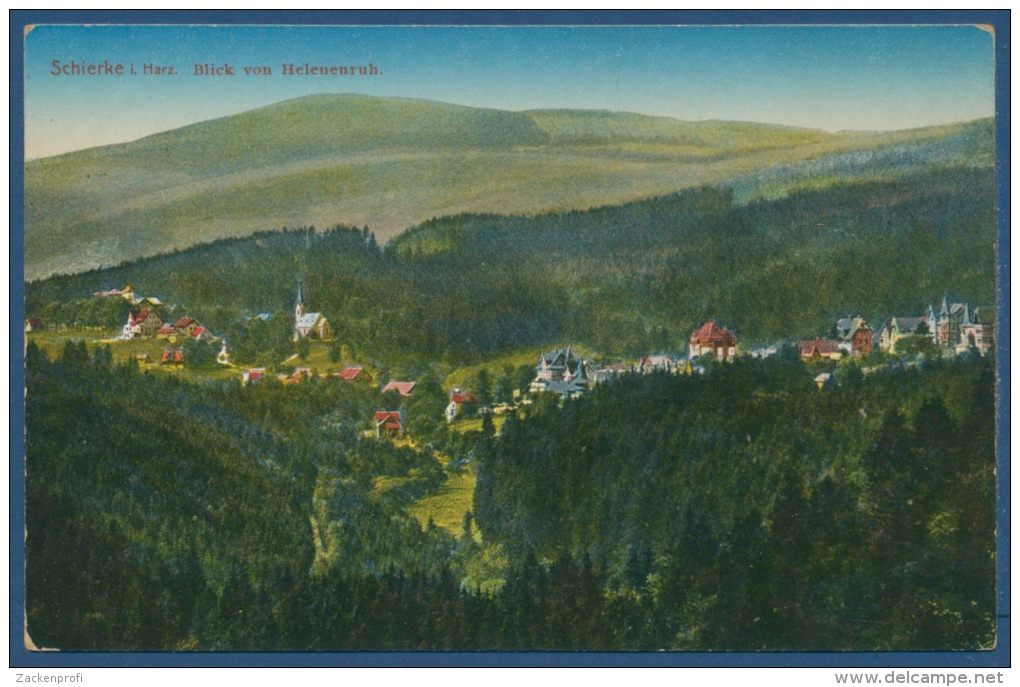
[25,93,993,280]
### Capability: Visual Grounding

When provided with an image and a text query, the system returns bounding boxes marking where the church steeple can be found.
[295,283,306,319]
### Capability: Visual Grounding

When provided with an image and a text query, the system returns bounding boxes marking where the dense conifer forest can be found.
[25,342,995,650]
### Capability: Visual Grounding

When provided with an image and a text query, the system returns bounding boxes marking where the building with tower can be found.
[530,347,594,398]
[924,295,994,353]
[689,321,737,362]
[293,284,332,341]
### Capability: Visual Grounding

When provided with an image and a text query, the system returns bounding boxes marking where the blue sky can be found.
[24,24,995,159]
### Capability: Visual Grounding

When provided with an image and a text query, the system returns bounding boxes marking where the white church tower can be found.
[295,283,306,320]
[294,283,306,341]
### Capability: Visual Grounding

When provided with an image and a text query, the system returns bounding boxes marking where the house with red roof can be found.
[375,411,403,438]
[160,348,184,365]
[24,318,45,333]
[796,339,842,361]
[446,388,478,422]
[241,368,267,385]
[154,317,209,341]
[689,321,737,362]
[283,367,315,384]
[172,317,199,337]
[123,309,164,338]
[338,366,372,383]
[382,381,417,397]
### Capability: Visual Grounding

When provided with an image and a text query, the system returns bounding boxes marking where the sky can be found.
[24,24,995,160]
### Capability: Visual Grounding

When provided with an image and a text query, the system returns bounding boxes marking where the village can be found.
[25,282,995,441]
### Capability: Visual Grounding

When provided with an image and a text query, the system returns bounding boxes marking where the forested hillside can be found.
[475,354,996,649]
[28,165,995,365]
[25,342,457,650]
[25,341,996,650]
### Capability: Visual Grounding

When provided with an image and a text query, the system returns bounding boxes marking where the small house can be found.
[814,372,837,390]
[93,285,135,301]
[241,368,267,385]
[338,366,372,383]
[796,339,842,361]
[24,318,45,333]
[446,388,478,422]
[638,355,676,374]
[382,381,417,397]
[133,296,164,309]
[748,342,784,359]
[375,410,403,438]
[172,317,200,338]
[877,317,928,352]
[287,367,315,384]
[593,362,632,385]
[160,348,184,365]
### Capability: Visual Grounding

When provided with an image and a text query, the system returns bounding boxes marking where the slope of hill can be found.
[24,93,992,280]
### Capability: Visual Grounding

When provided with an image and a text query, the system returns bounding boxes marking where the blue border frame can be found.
[9,9,1010,668]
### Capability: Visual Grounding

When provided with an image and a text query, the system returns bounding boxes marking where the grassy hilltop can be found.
[25,93,992,280]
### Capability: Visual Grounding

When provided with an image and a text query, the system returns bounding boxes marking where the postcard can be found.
[16,16,1006,663]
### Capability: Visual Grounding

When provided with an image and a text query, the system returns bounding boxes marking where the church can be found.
[293,284,332,341]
